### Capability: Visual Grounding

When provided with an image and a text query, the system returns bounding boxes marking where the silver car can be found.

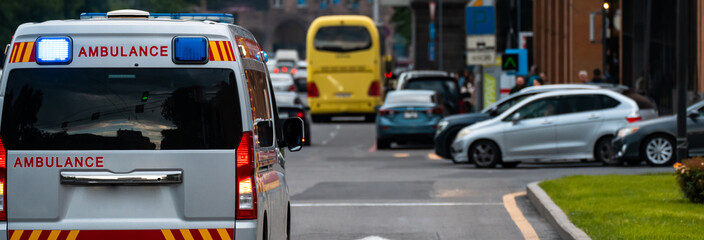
[270,73,296,92]
[451,89,646,168]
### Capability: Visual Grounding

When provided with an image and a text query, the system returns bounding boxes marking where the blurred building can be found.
[533,0,701,114]
[217,0,380,59]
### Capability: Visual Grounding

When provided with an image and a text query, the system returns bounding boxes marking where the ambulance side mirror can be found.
[282,118,304,152]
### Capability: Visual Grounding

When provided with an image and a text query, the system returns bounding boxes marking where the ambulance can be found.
[0,9,303,240]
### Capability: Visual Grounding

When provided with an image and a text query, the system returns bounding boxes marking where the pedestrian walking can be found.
[510,76,526,94]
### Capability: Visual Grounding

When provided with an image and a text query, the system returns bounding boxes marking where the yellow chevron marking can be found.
[180,229,195,240]
[217,229,231,240]
[66,230,80,240]
[10,230,24,240]
[47,230,61,240]
[161,229,176,240]
[198,229,213,240]
[28,230,42,240]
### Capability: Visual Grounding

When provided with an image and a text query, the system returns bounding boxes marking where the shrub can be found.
[674,158,704,203]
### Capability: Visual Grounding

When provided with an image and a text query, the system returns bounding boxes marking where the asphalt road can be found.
[285,120,671,240]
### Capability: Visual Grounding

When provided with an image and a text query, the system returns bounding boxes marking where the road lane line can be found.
[393,153,410,158]
[291,202,503,207]
[503,191,540,240]
[427,152,443,160]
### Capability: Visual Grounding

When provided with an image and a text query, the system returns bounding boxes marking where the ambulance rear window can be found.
[1,68,242,150]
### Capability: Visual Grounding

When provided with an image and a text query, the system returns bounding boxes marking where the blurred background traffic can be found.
[1,0,702,168]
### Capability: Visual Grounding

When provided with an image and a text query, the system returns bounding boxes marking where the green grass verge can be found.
[539,173,704,240]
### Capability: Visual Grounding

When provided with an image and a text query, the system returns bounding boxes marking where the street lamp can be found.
[603,2,609,10]
[602,1,609,82]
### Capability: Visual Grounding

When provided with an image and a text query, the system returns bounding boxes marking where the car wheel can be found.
[502,162,520,168]
[595,136,620,166]
[642,134,676,166]
[470,140,501,168]
[377,138,391,149]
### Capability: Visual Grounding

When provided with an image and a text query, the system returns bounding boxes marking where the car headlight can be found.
[436,120,449,135]
[617,127,639,138]
[455,127,472,140]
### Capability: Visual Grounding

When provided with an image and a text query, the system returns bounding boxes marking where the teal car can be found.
[376,90,447,149]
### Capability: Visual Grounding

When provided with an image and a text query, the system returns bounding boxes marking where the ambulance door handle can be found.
[60,170,183,185]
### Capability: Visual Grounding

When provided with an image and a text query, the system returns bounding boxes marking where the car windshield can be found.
[385,93,434,105]
[1,68,242,150]
[404,78,458,101]
[276,60,295,69]
[314,26,372,52]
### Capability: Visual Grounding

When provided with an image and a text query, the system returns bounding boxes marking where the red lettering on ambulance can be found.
[24,157,34,167]
[89,47,99,57]
[140,46,148,56]
[101,47,108,57]
[86,157,94,167]
[64,157,74,168]
[74,157,83,167]
[96,157,104,168]
[120,46,127,57]
[150,46,158,56]
[36,157,43,167]
[56,157,63,167]
[78,47,87,57]
[14,157,21,168]
[129,46,137,57]
[160,46,168,56]
[110,47,118,57]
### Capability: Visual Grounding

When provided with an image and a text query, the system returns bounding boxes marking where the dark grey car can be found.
[613,100,704,166]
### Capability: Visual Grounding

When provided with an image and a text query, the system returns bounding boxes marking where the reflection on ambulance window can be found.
[1,68,242,150]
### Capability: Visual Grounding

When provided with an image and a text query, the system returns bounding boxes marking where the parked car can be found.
[376,90,446,149]
[613,100,704,166]
[451,89,648,168]
[275,91,312,146]
[270,72,296,92]
[396,70,449,88]
[434,84,602,162]
[396,75,466,114]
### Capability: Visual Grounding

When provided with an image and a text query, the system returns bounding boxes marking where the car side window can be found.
[599,95,620,109]
[512,97,559,120]
[558,95,600,115]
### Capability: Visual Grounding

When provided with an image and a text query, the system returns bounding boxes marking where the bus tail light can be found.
[308,82,319,97]
[0,137,6,221]
[368,81,380,97]
[236,132,256,220]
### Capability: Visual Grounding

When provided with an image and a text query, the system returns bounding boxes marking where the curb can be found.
[526,181,591,240]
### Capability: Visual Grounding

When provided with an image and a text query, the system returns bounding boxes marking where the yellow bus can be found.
[306,15,381,122]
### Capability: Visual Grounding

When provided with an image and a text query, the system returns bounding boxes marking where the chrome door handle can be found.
[60,170,182,185]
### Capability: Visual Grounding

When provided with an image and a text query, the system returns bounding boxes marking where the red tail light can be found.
[308,82,319,97]
[291,68,298,74]
[296,111,305,118]
[384,72,393,78]
[273,68,279,73]
[236,132,256,220]
[282,67,288,73]
[425,107,444,115]
[459,100,467,113]
[626,114,642,123]
[288,85,296,92]
[0,137,6,221]
[379,109,396,116]
[368,81,381,97]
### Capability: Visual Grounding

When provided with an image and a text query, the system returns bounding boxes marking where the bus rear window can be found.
[314,26,372,52]
[1,68,242,150]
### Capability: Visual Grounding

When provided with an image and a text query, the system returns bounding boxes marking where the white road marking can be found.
[291,202,503,207]
[503,191,540,240]
[357,236,390,240]
[427,152,443,160]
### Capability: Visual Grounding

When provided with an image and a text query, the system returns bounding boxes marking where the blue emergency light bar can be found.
[80,13,235,24]
[173,37,208,63]
[35,37,72,65]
